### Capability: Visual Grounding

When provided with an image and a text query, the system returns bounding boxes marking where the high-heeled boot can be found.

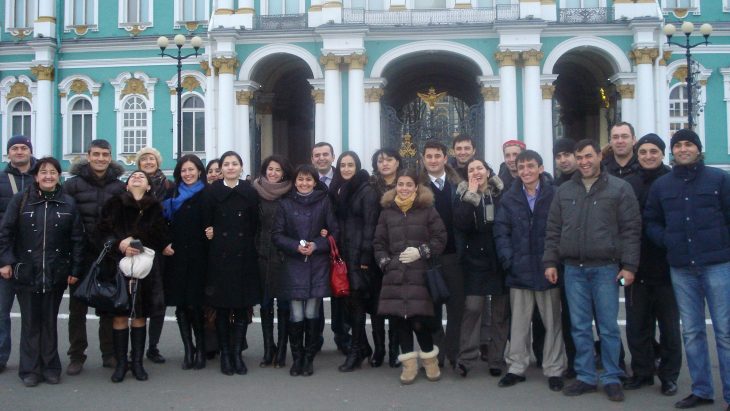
[302,319,319,376]
[339,302,366,372]
[111,328,129,383]
[288,321,304,376]
[370,315,386,367]
[216,312,234,376]
[190,307,206,369]
[259,307,276,368]
[232,317,248,375]
[273,308,289,368]
[130,327,148,381]
[176,308,195,370]
[388,326,400,368]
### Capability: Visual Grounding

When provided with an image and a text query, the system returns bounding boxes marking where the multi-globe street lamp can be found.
[156,34,203,160]
[663,21,712,131]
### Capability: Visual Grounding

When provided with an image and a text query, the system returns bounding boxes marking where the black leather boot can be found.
[216,312,234,376]
[130,327,148,381]
[388,326,400,368]
[190,307,206,369]
[339,301,366,372]
[259,307,276,368]
[232,318,248,375]
[370,315,386,367]
[302,319,319,376]
[176,308,195,370]
[111,328,129,383]
[274,308,289,368]
[288,321,304,376]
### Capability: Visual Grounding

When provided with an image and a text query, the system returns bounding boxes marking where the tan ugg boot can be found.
[398,351,419,385]
[420,346,441,381]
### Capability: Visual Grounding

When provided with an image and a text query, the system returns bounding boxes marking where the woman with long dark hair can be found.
[252,155,293,369]
[203,151,260,376]
[0,157,84,387]
[205,159,222,185]
[161,155,208,370]
[97,170,173,383]
[272,164,338,377]
[374,170,447,385]
[330,151,379,372]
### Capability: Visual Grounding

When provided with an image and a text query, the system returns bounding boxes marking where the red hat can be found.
[502,140,526,150]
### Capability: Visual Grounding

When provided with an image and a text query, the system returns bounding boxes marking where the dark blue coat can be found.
[645,161,730,269]
[272,188,338,300]
[494,175,555,291]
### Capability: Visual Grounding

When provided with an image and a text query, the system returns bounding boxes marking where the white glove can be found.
[399,247,421,264]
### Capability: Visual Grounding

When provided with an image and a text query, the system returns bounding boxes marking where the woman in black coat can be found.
[161,155,208,370]
[204,151,260,376]
[0,157,84,387]
[96,170,173,383]
[330,151,380,372]
[252,155,293,368]
[272,164,338,377]
[452,158,507,377]
[368,148,403,368]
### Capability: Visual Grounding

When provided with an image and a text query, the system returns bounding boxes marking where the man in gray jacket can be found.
[544,139,641,402]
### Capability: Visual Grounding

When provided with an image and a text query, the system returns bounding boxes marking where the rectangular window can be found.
[663,0,692,8]
[413,0,446,9]
[126,0,150,23]
[71,113,93,154]
[563,0,600,7]
[13,0,37,28]
[183,0,206,20]
[72,0,96,25]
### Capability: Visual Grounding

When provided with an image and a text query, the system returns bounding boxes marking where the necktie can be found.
[320,175,327,183]
[435,177,444,191]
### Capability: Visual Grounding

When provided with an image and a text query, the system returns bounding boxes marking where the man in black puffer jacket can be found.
[63,139,125,375]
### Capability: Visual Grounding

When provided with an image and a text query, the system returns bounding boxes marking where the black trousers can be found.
[68,277,113,362]
[431,253,464,364]
[318,297,351,348]
[17,288,65,380]
[393,316,433,354]
[625,281,682,382]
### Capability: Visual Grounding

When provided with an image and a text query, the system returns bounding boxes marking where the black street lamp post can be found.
[663,21,712,131]
[157,34,203,160]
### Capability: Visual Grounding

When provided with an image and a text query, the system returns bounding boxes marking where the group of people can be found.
[0,123,728,410]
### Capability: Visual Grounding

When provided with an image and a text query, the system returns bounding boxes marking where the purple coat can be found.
[272,188,339,300]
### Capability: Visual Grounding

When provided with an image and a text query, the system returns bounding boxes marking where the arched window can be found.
[182,95,205,153]
[70,99,93,154]
[122,96,148,154]
[669,84,689,135]
[11,100,32,137]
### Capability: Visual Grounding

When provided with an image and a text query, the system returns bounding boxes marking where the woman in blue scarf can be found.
[162,155,208,370]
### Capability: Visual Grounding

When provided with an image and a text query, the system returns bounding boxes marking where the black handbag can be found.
[12,262,34,286]
[73,241,129,312]
[424,258,450,305]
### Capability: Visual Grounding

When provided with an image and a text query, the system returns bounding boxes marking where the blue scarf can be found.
[163,180,204,220]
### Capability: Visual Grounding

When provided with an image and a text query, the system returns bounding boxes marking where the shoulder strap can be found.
[8,174,18,194]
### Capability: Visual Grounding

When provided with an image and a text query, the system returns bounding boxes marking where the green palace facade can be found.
[1,0,730,174]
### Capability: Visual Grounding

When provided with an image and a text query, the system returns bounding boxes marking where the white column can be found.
[345,53,366,155]
[364,87,384,166]
[258,98,274,160]
[214,57,237,153]
[656,51,671,140]
[495,51,519,141]
[35,0,56,38]
[235,90,253,177]
[321,54,342,156]
[540,83,556,174]
[202,61,217,160]
[618,84,637,128]
[311,89,325,143]
[481,85,500,169]
[216,0,234,12]
[30,65,54,157]
[521,50,543,154]
[631,48,658,136]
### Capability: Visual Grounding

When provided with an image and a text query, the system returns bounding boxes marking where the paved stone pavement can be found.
[0,295,725,411]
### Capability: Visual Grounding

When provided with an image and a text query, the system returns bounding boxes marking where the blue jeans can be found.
[0,278,14,366]
[564,264,624,385]
[290,298,321,322]
[671,262,730,403]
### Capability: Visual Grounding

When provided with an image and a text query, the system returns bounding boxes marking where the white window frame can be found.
[724,0,730,12]
[4,0,38,35]
[68,97,95,155]
[261,0,305,15]
[166,71,207,158]
[666,61,711,151]
[9,99,33,137]
[111,72,157,162]
[118,0,154,31]
[64,0,99,33]
[668,84,689,136]
[720,68,730,154]
[120,96,150,155]
[174,0,210,27]
[559,0,606,8]
[660,0,700,16]
[0,75,37,161]
[180,93,206,155]
[343,0,386,10]
[58,75,102,159]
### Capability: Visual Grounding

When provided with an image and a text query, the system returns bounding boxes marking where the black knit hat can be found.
[553,138,576,158]
[6,135,32,153]
[636,133,666,155]
[670,129,702,152]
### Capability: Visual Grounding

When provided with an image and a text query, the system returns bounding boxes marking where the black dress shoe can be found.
[605,383,625,402]
[22,375,40,387]
[489,368,502,377]
[455,363,468,378]
[623,375,654,390]
[563,380,597,396]
[498,373,526,387]
[661,380,678,396]
[674,394,714,409]
[146,347,166,364]
[44,374,60,385]
[563,368,576,379]
[548,376,564,392]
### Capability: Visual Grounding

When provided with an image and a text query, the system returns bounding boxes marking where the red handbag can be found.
[328,235,350,297]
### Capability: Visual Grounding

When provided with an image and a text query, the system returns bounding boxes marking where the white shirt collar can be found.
[429,172,446,185]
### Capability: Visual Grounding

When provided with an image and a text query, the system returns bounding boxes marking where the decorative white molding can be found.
[239,43,324,80]
[64,0,99,32]
[110,72,157,159]
[370,40,493,77]
[543,36,632,75]
[117,0,154,31]
[1,75,37,161]
[4,0,37,35]
[58,75,102,157]
[169,91,206,158]
[173,0,210,29]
